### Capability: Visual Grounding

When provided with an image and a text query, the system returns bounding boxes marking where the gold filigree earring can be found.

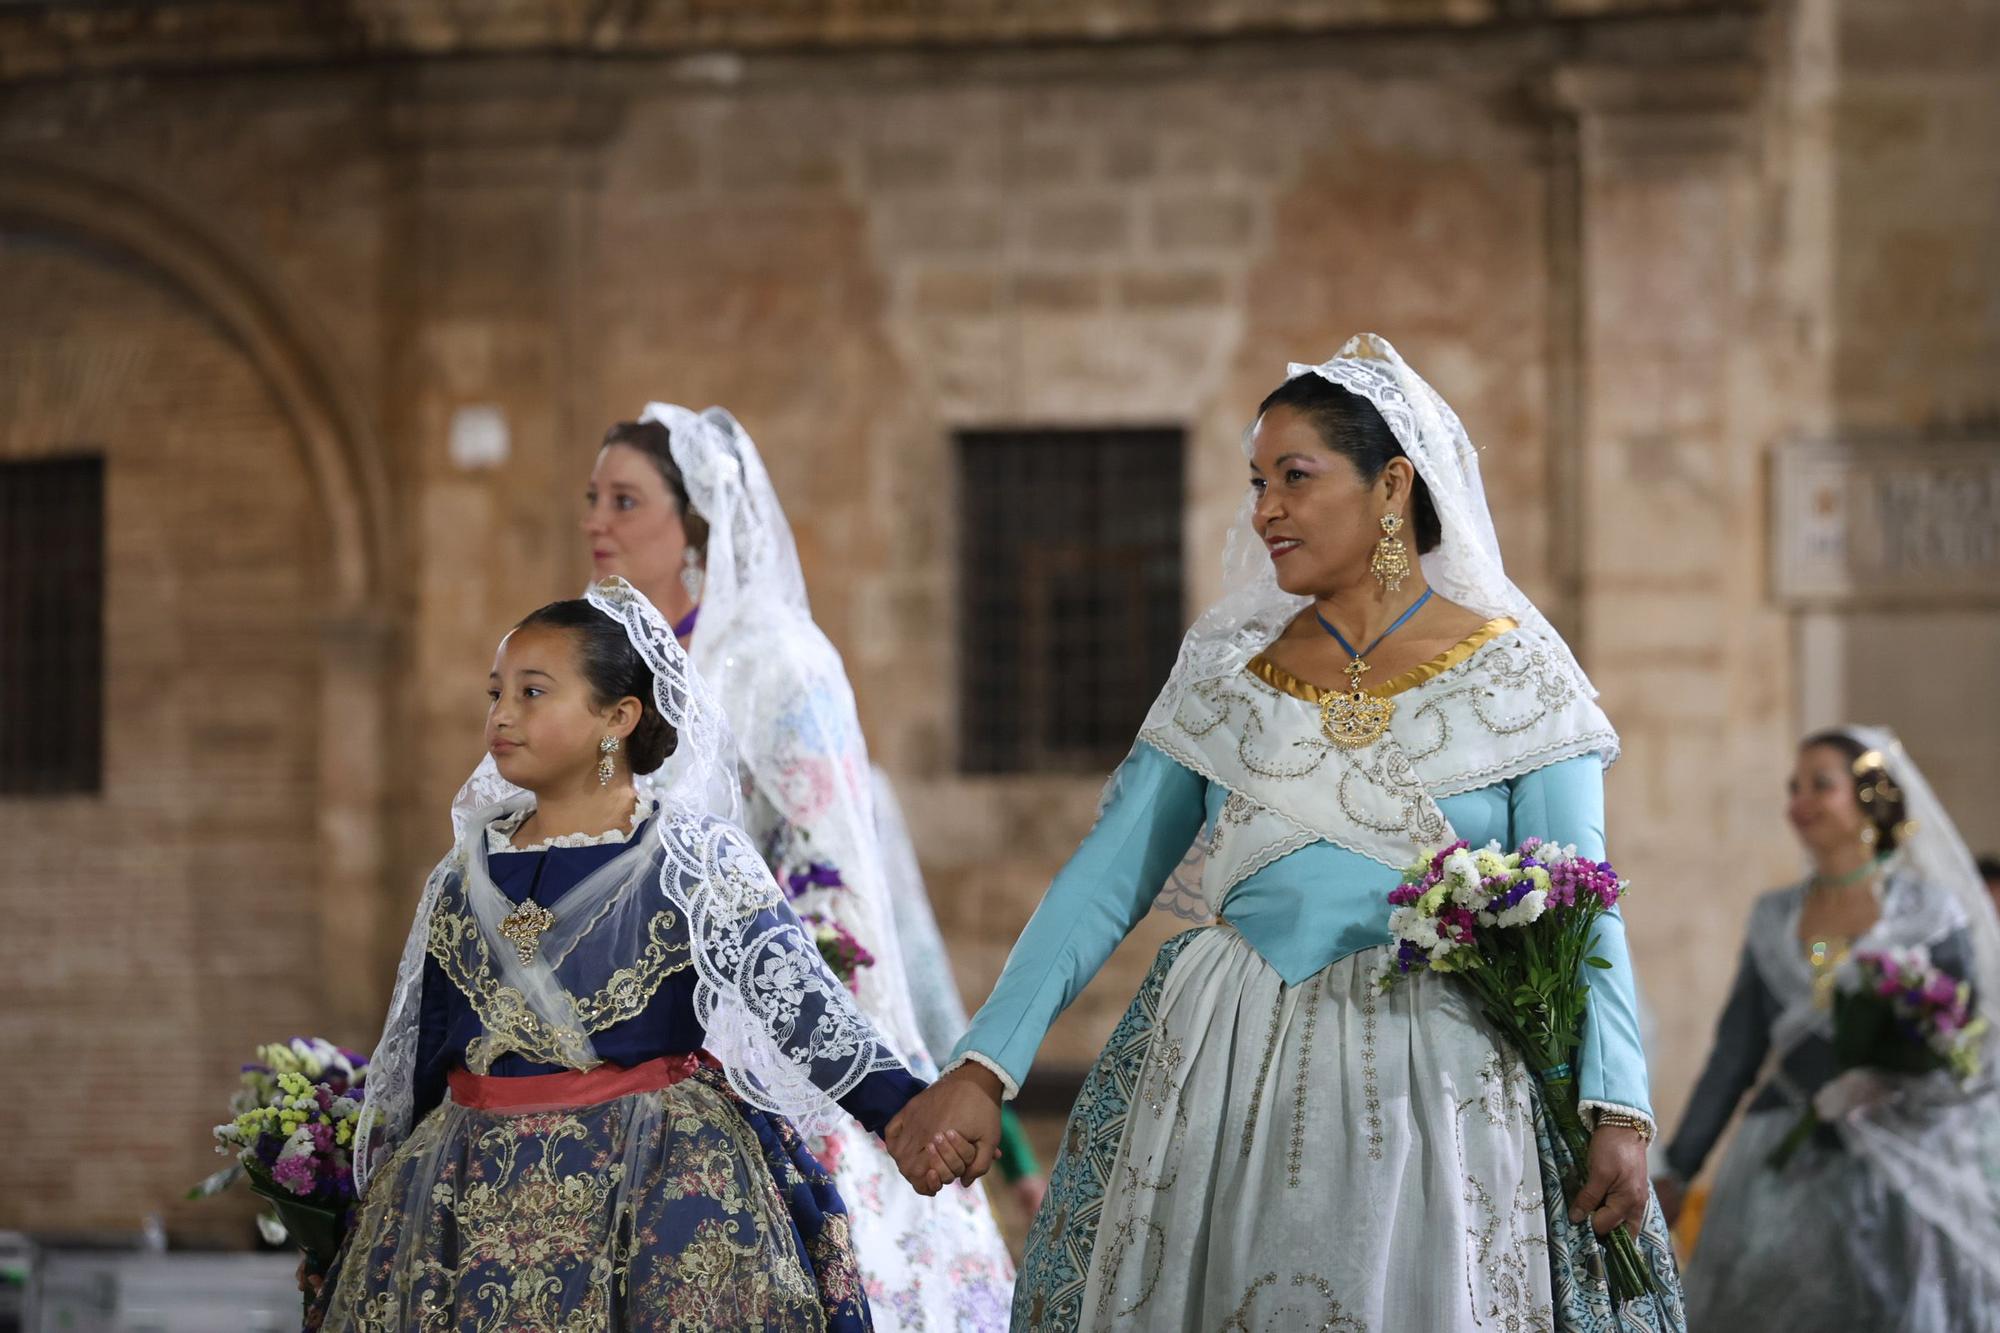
[597,735,620,786]
[1370,512,1412,591]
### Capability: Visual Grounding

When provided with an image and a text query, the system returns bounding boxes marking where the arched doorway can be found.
[0,153,394,1242]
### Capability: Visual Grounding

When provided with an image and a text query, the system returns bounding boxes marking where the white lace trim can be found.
[942,1049,1021,1102]
[486,794,653,854]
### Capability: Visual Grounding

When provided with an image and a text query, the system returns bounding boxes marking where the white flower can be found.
[1387,905,1440,950]
[1493,888,1548,929]
[1441,848,1478,891]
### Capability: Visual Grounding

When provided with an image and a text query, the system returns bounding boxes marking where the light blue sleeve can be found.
[948,742,1208,1095]
[1508,755,1654,1123]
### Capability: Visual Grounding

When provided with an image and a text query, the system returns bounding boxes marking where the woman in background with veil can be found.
[318,579,938,1329]
[888,334,1685,1331]
[479,403,1018,1328]
[1658,727,2000,1330]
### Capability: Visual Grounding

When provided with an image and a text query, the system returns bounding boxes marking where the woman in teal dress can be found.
[885,335,1685,1331]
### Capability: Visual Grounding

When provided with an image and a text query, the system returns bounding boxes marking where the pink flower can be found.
[270,1154,318,1196]
[1429,841,1470,875]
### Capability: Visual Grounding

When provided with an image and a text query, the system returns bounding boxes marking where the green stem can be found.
[1541,1074,1666,1307]
[1765,1109,1820,1171]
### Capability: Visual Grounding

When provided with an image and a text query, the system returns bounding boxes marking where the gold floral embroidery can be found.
[428,891,691,1071]
[1360,976,1385,1162]
[1220,1271,1368,1332]
[328,1075,853,1330]
[1451,1054,1554,1332]
[1208,790,1258,856]
[1239,990,1286,1159]
[1094,1215,1168,1320]
[1124,1037,1191,1194]
[1288,975,1322,1188]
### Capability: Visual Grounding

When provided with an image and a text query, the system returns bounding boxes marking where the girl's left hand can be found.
[1568,1123,1650,1235]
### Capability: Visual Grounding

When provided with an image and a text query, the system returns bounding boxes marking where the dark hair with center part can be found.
[515,599,676,774]
[602,420,710,555]
[1257,376,1443,554]
[1801,730,1909,854]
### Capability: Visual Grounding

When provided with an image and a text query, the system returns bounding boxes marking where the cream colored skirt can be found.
[1025,926,1556,1332]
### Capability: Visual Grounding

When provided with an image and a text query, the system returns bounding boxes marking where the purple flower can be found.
[785,860,847,898]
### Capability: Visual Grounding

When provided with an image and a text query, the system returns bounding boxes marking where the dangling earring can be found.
[1859,823,1879,848]
[597,735,620,786]
[1370,512,1412,591]
[680,547,703,601]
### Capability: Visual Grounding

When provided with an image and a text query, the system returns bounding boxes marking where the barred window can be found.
[1,455,105,795]
[958,428,1184,774]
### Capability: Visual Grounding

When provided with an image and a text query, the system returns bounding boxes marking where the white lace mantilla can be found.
[1140,622,1618,901]
[485,794,655,854]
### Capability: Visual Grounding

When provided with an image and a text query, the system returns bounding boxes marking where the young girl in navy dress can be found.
[313,579,953,1331]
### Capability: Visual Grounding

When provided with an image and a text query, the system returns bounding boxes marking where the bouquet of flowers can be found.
[800,912,876,993]
[1767,944,1986,1168]
[189,1038,367,1279]
[1380,837,1663,1305]
[774,829,875,992]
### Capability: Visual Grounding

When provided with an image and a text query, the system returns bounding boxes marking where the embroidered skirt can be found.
[1685,1106,2000,1331]
[315,1059,870,1332]
[1012,927,1684,1332]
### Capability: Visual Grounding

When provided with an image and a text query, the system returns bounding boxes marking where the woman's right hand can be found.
[1652,1173,1686,1227]
[885,1063,1004,1194]
[296,1256,324,1297]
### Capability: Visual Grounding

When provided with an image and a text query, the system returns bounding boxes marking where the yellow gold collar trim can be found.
[1247,616,1518,703]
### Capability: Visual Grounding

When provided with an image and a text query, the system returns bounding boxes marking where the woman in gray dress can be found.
[1657,727,2000,1331]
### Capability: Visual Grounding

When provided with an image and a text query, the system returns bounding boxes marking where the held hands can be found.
[1568,1123,1651,1236]
[885,1063,1004,1196]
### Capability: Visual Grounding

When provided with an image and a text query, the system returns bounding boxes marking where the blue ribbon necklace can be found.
[1310,588,1433,748]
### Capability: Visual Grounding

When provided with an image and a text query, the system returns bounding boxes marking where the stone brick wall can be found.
[0,238,324,1242]
[1,0,1994,1240]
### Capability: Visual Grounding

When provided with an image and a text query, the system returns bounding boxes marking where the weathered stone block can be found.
[1026,198,1131,253]
[1116,267,1229,309]
[1150,193,1258,249]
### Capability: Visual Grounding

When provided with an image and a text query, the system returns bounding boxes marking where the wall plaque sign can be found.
[1773,442,2000,605]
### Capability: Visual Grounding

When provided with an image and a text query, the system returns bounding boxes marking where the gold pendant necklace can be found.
[1314,588,1432,750]
[1319,656,1395,749]
[499,899,556,964]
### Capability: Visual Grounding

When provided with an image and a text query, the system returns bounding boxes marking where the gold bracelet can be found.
[1594,1110,1655,1143]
